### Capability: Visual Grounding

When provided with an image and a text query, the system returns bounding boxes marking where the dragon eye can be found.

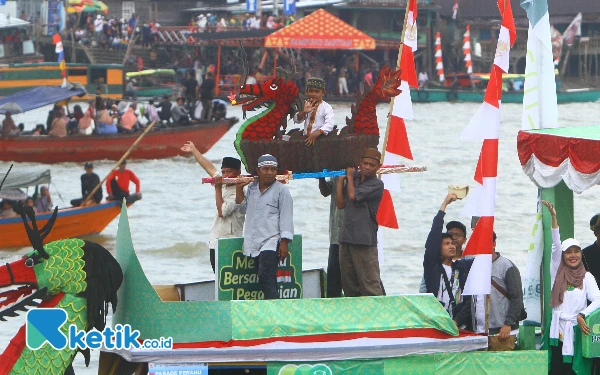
[270,83,278,91]
[25,258,35,268]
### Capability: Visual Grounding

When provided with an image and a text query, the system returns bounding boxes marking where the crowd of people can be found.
[187,13,294,33]
[0,185,53,218]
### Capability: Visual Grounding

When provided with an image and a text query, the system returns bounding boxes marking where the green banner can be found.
[216,236,302,301]
[267,351,548,375]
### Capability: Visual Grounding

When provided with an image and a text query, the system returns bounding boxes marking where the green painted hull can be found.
[134,87,172,98]
[411,88,600,104]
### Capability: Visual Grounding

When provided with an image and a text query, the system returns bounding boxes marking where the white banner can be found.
[522,192,544,325]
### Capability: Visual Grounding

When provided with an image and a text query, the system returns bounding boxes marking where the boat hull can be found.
[0,201,123,248]
[410,88,600,103]
[0,118,238,163]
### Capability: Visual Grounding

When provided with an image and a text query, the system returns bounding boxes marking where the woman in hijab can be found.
[543,200,600,375]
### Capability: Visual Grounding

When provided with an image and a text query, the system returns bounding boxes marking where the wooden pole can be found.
[379,0,411,168]
[216,44,222,96]
[84,121,157,203]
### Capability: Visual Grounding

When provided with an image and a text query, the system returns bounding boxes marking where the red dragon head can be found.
[368,65,403,102]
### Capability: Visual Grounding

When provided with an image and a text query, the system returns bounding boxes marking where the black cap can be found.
[84,162,94,169]
[446,221,467,237]
[222,157,242,170]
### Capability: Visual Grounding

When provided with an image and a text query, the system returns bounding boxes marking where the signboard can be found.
[149,363,208,375]
[246,0,257,14]
[283,0,296,15]
[216,235,302,301]
[582,310,600,358]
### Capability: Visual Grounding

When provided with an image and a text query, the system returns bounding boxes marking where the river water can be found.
[1,100,599,373]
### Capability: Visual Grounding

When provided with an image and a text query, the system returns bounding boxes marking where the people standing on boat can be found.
[184,71,198,108]
[2,112,20,136]
[335,148,384,297]
[235,154,294,300]
[293,77,334,146]
[71,162,103,207]
[582,213,600,285]
[423,193,473,322]
[49,107,68,137]
[542,200,600,375]
[35,186,53,213]
[319,176,344,298]
[172,97,191,125]
[181,141,245,272]
[200,72,216,121]
[106,160,141,204]
[158,95,173,125]
[125,78,137,100]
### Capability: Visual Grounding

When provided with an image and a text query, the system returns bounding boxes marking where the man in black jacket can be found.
[423,193,473,326]
[70,162,103,207]
[583,213,600,284]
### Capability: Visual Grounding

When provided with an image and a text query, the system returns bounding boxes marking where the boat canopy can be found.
[0,85,87,115]
[0,13,29,30]
[0,168,51,200]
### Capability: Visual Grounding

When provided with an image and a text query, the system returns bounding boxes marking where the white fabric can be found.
[549,228,600,357]
[391,81,413,120]
[460,101,500,140]
[404,11,417,51]
[438,264,459,316]
[79,120,95,135]
[494,26,512,73]
[377,227,384,266]
[474,294,486,334]
[381,153,401,193]
[521,13,558,131]
[521,154,600,194]
[293,101,334,135]
[463,254,492,295]
[460,177,497,217]
[194,101,203,120]
[208,175,245,249]
[94,19,103,32]
[522,195,544,325]
[435,49,442,58]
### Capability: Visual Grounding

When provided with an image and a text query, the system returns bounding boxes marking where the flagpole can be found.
[379,0,412,168]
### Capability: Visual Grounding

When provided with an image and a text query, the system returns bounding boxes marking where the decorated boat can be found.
[125,69,181,99]
[410,87,600,104]
[0,168,130,248]
[0,85,238,163]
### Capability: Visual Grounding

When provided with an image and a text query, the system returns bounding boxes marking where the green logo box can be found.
[582,309,600,358]
[216,235,303,301]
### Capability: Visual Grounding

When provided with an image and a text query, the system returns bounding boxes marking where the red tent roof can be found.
[265,9,375,50]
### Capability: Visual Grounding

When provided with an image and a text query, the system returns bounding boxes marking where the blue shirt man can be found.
[236,154,294,299]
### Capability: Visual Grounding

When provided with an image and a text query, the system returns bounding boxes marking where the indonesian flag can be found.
[459,2,515,296]
[463,25,472,74]
[452,0,459,20]
[435,32,445,82]
[404,0,418,51]
[53,34,67,87]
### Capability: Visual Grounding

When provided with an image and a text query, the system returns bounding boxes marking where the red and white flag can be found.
[404,0,418,51]
[435,32,445,82]
[452,0,459,20]
[463,25,472,74]
[459,1,515,296]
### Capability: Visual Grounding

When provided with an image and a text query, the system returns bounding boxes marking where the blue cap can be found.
[257,154,278,168]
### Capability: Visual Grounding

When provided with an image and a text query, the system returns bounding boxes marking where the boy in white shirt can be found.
[293,77,334,146]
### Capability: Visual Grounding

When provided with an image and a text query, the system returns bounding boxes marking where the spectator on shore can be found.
[150,19,160,43]
[418,71,429,88]
[338,68,349,96]
[142,20,151,47]
[125,78,137,100]
[94,15,103,40]
[216,18,227,32]
[197,14,207,32]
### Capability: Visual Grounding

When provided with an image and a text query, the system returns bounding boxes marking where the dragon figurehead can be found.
[0,200,122,375]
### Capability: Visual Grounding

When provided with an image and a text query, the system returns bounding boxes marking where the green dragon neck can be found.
[234,102,277,170]
[10,294,87,375]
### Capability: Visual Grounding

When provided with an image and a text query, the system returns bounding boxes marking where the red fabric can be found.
[171,328,478,349]
[386,116,413,160]
[498,0,517,45]
[400,47,418,88]
[377,189,398,229]
[474,139,499,184]
[462,216,494,257]
[409,0,418,21]
[483,65,503,108]
[517,131,600,174]
[106,169,141,195]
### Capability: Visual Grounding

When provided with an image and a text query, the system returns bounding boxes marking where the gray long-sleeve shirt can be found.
[487,253,524,334]
[235,181,294,257]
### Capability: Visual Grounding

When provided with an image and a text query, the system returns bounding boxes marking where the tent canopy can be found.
[0,13,29,30]
[0,86,86,115]
[264,9,375,50]
[518,125,600,194]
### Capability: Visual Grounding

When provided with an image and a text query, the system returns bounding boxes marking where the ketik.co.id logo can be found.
[26,308,172,350]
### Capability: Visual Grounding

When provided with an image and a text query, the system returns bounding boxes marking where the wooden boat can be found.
[410,87,600,103]
[0,168,130,248]
[125,69,181,99]
[0,121,238,163]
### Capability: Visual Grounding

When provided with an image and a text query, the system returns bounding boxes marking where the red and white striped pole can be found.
[463,25,473,74]
[435,32,445,82]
